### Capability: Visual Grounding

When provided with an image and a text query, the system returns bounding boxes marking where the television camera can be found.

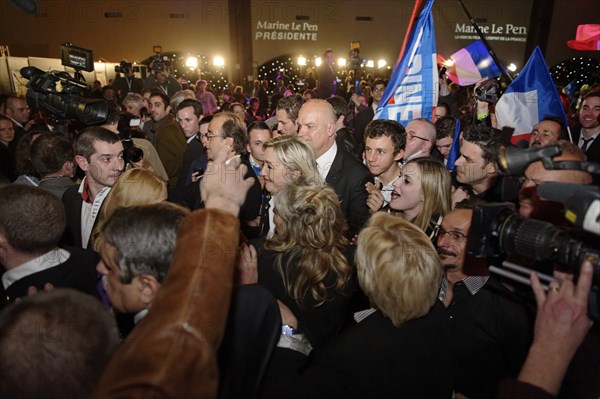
[467,143,600,319]
[20,43,107,125]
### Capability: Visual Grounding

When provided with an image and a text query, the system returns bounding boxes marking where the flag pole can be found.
[396,0,424,68]
[457,0,513,83]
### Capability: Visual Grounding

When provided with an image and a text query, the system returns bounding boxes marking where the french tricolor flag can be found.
[495,47,568,144]
[440,40,501,86]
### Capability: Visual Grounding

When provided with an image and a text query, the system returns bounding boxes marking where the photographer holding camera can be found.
[143,57,181,97]
[113,60,143,106]
[436,199,532,399]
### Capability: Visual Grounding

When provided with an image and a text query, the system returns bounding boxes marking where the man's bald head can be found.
[297,99,337,158]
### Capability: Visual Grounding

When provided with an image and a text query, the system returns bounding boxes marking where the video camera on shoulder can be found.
[20,43,108,126]
[467,143,600,319]
[115,60,133,74]
[149,45,170,73]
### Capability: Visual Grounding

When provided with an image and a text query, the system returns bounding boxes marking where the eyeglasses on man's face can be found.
[407,131,429,142]
[199,133,220,141]
[437,227,468,241]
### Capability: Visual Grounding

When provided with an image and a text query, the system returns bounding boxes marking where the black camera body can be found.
[469,203,599,274]
[21,66,108,125]
[121,138,144,164]
[474,78,500,103]
[150,54,170,72]
[115,60,133,74]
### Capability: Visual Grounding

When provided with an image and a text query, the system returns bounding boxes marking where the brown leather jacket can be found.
[92,209,240,399]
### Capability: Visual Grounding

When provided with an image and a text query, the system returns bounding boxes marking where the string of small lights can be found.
[550,56,600,91]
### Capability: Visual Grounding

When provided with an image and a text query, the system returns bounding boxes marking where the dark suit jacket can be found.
[0,246,100,311]
[61,184,103,249]
[317,63,336,99]
[0,142,16,182]
[264,303,454,399]
[325,147,372,237]
[178,136,207,188]
[572,127,600,164]
[256,86,270,113]
[154,115,187,187]
[351,107,374,152]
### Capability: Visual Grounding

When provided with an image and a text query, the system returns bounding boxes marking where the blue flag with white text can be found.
[375,0,438,127]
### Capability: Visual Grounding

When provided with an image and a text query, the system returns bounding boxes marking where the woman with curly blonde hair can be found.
[248,176,354,349]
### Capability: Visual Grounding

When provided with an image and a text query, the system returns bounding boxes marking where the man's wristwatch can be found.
[281,324,300,336]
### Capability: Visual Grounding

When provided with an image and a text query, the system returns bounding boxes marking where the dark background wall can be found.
[0,0,597,78]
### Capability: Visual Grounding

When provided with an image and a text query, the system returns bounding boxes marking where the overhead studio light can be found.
[377,59,387,68]
[297,55,307,66]
[213,56,225,67]
[337,58,346,67]
[185,56,198,69]
[315,57,322,67]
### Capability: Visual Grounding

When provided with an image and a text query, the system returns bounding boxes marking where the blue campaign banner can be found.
[375,0,438,127]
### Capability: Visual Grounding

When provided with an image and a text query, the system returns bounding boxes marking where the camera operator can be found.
[100,104,168,180]
[519,141,592,225]
[143,60,181,97]
[498,260,594,399]
[3,95,33,153]
[113,60,144,105]
[436,199,532,399]
[113,60,143,106]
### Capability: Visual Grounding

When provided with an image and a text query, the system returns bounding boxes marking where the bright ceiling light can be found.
[185,56,198,69]
[213,56,225,67]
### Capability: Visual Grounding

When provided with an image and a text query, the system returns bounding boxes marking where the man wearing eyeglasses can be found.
[436,201,531,399]
[402,118,436,165]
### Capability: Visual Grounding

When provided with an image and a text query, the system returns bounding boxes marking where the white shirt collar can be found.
[186,134,197,144]
[2,248,71,289]
[579,129,600,144]
[316,141,337,180]
[8,116,23,128]
[134,308,149,324]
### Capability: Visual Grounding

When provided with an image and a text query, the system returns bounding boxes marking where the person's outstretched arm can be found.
[93,149,254,399]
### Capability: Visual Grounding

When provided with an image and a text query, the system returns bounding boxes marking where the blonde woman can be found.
[389,157,451,238]
[243,177,354,349]
[258,135,322,238]
[93,168,167,250]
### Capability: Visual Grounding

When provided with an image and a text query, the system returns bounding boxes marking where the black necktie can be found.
[581,137,594,152]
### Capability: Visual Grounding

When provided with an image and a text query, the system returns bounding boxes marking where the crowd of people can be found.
[0,47,599,399]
